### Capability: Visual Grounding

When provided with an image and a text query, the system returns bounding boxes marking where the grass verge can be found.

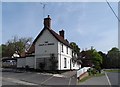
[79,73,105,83]
[104,69,120,73]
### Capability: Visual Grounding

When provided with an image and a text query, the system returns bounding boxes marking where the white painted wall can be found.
[58,42,72,70]
[35,29,58,57]
[34,29,80,70]
[58,42,80,70]
[35,29,58,69]
[26,57,35,68]
[17,58,26,68]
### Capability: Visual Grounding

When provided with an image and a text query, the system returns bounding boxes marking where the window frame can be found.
[64,58,67,68]
[66,46,68,54]
[61,44,63,52]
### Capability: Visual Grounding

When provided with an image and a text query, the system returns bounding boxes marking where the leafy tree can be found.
[98,51,108,69]
[2,36,32,57]
[70,42,80,55]
[92,50,102,73]
[70,42,82,65]
[107,47,120,68]
[80,48,103,72]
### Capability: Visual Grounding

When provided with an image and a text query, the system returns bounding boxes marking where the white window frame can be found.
[64,58,67,68]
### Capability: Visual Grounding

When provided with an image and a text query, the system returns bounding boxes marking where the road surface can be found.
[78,71,119,86]
[2,69,77,86]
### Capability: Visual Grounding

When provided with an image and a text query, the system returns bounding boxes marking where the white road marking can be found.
[53,74,64,77]
[40,76,54,85]
[105,72,111,86]
[2,77,38,85]
[68,78,71,85]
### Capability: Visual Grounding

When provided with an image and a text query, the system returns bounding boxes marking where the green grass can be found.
[79,73,105,83]
[79,75,92,82]
[104,69,120,73]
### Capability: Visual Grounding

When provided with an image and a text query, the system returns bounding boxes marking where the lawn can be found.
[79,73,105,83]
[104,69,120,73]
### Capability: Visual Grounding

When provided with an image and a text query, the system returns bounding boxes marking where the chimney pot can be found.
[44,15,51,29]
[59,30,65,39]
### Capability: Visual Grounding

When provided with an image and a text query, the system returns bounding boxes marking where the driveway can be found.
[2,68,77,86]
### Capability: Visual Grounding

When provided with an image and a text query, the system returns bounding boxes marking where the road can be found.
[1,69,120,86]
[78,71,120,86]
[106,72,120,86]
[2,69,77,86]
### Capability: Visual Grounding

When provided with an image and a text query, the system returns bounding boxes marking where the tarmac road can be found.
[2,69,77,86]
[78,71,120,86]
[106,72,120,86]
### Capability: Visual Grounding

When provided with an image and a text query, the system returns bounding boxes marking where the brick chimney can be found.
[44,15,51,29]
[59,30,64,39]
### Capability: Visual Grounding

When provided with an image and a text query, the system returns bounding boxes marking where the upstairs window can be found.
[61,44,63,52]
[66,47,68,54]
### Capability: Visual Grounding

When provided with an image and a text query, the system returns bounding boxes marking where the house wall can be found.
[58,42,80,70]
[35,29,58,70]
[26,56,35,68]
[34,29,80,70]
[58,42,71,70]
[17,58,26,68]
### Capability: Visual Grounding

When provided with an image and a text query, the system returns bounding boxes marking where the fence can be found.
[77,67,91,77]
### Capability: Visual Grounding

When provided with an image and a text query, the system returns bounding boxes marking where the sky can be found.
[2,2,118,53]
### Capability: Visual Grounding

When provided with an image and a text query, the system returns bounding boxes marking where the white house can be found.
[17,15,81,70]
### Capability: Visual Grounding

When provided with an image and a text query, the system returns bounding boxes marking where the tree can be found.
[80,48,103,72]
[70,42,80,55]
[2,36,32,57]
[98,51,107,69]
[92,50,103,73]
[70,42,81,65]
[107,47,120,68]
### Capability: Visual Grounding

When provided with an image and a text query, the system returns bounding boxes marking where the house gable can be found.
[35,28,58,55]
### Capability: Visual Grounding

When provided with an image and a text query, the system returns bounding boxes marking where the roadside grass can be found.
[79,73,105,83]
[104,69,120,73]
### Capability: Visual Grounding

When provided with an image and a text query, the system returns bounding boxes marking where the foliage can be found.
[107,47,120,68]
[98,51,107,69]
[49,54,58,70]
[39,62,45,70]
[70,42,81,65]
[2,36,32,57]
[80,48,103,71]
[87,68,97,75]
[70,42,80,55]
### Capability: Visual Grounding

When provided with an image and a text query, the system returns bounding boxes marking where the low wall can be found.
[77,67,90,79]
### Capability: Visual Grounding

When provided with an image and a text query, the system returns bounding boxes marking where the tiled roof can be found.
[49,29,71,48]
[26,44,35,54]
[27,28,71,54]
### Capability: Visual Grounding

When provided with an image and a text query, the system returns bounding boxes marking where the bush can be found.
[39,62,45,70]
[87,68,97,76]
